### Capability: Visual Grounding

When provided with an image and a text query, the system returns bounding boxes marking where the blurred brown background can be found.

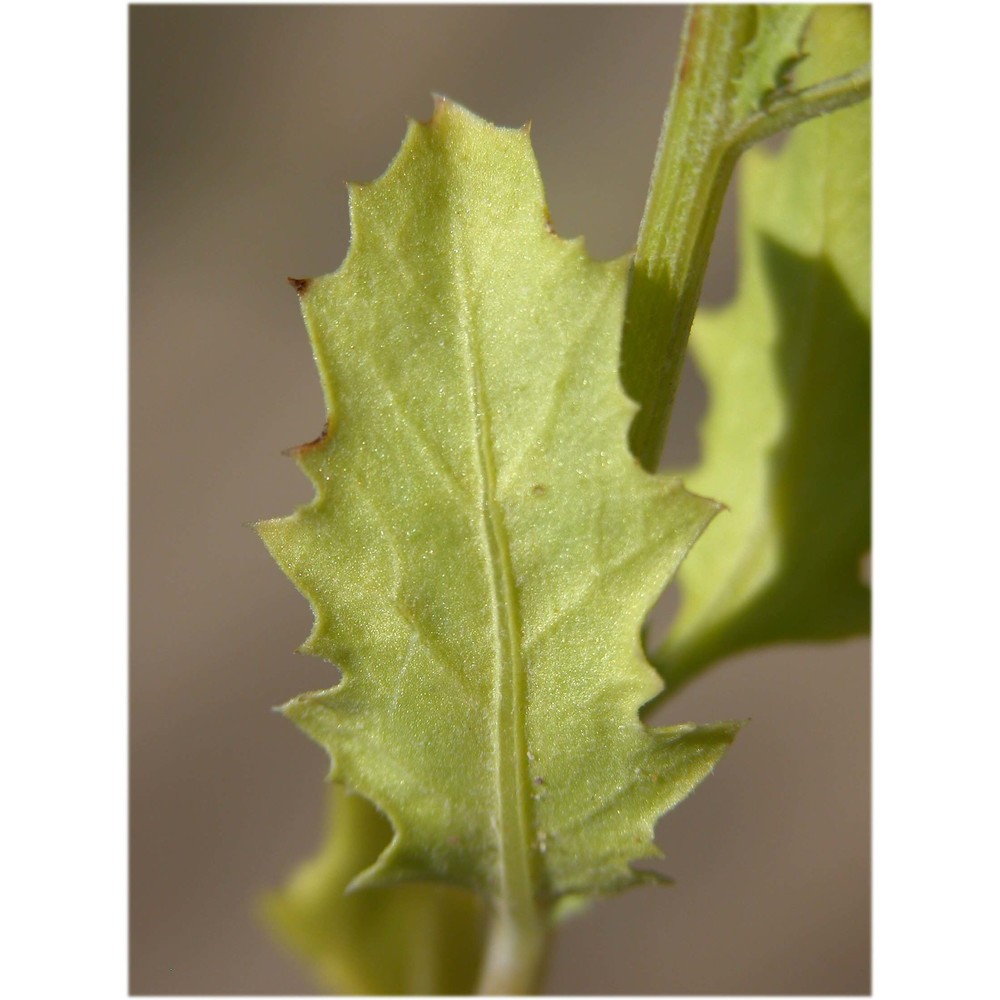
[130,5,869,994]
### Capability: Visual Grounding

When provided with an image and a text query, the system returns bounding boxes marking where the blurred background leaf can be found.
[263,786,486,995]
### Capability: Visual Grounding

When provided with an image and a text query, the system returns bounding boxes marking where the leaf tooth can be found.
[253,515,293,560]
[627,868,675,889]
[400,114,427,144]
[646,719,744,812]
[297,610,357,672]
[429,91,449,125]
[297,613,330,659]
[345,179,371,214]
[280,691,342,774]
[282,416,333,461]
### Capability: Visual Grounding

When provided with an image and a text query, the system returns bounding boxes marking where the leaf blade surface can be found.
[259,100,738,910]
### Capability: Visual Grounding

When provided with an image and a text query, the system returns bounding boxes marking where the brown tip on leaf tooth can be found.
[287,276,311,295]
[543,206,557,235]
[284,418,331,458]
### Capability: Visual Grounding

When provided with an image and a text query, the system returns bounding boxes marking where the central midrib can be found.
[457,284,538,928]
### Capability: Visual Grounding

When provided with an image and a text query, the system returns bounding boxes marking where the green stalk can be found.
[622,5,756,471]
[622,4,871,472]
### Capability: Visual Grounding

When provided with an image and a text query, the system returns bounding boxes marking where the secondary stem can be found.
[732,62,871,151]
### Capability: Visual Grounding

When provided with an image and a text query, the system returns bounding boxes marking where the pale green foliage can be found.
[654,6,871,692]
[263,786,485,994]
[257,99,739,926]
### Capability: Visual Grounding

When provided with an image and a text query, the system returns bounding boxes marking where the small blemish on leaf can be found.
[531,484,547,496]
[533,776,545,786]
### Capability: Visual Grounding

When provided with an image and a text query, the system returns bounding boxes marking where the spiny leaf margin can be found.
[257,99,740,908]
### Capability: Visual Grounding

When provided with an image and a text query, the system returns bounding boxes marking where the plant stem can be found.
[622,4,755,471]
[621,5,872,473]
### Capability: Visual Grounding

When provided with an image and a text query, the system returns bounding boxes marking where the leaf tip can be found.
[725,717,750,739]
[251,516,279,545]
[426,92,469,130]
[430,91,449,121]
[287,276,312,296]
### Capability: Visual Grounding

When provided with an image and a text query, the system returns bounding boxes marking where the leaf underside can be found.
[656,6,871,692]
[258,100,738,914]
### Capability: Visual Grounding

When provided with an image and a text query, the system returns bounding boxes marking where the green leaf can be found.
[653,6,871,694]
[262,785,486,994]
[257,99,739,923]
